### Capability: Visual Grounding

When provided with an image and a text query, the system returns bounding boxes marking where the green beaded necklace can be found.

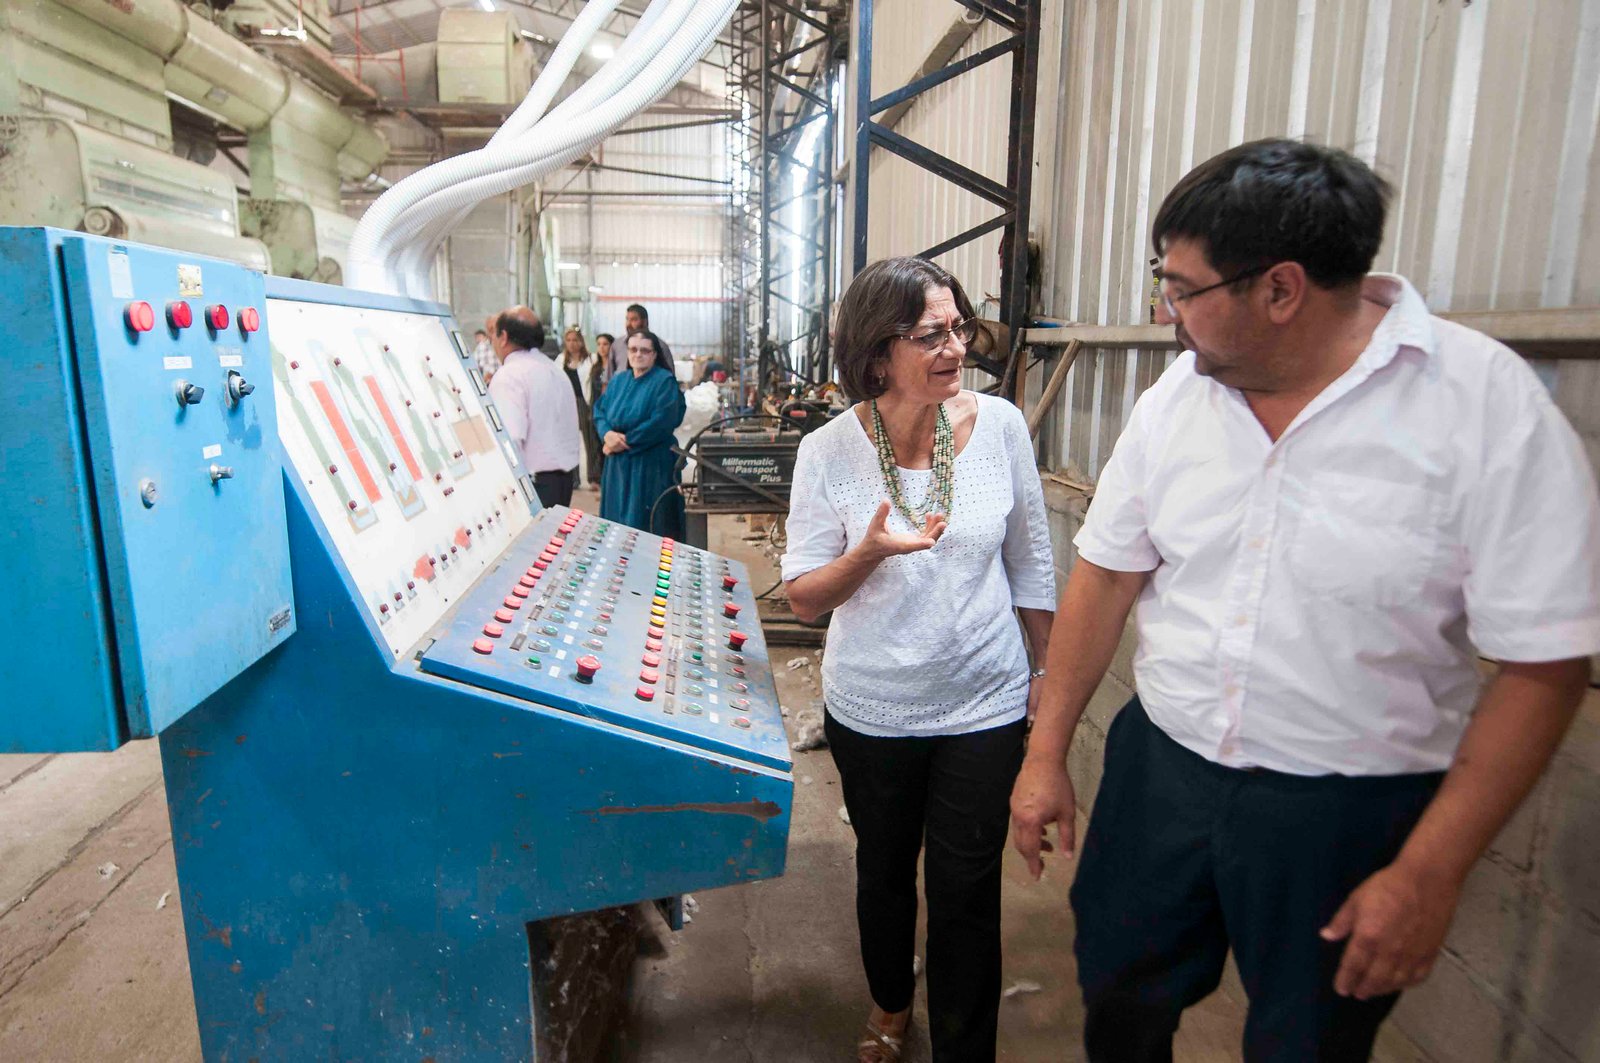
[870,399,955,527]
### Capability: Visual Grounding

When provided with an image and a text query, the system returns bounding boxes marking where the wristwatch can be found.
[1029,668,1047,679]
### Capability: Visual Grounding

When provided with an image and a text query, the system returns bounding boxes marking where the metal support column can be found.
[852,0,1043,398]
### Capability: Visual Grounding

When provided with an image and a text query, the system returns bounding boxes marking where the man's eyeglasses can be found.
[1154,263,1273,316]
[898,318,979,354]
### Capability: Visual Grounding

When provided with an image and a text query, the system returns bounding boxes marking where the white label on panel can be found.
[108,249,133,298]
[218,354,243,368]
[203,444,222,459]
[164,356,192,370]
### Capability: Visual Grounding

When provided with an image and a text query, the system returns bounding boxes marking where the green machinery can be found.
[0,0,386,281]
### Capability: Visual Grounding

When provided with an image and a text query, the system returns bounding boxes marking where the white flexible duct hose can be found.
[382,0,723,296]
[389,1,721,294]
[350,0,733,296]
[380,0,730,296]
[346,0,623,291]
[383,0,696,294]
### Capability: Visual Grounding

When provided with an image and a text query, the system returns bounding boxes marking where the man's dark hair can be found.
[625,304,648,323]
[833,257,976,402]
[1152,138,1391,289]
[495,308,545,352]
[473,329,488,339]
[624,329,671,373]
[596,332,615,344]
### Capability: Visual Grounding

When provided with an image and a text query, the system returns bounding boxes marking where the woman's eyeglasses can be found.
[898,318,979,354]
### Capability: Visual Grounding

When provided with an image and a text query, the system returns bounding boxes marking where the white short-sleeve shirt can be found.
[487,348,581,474]
[781,392,1056,737]
[1075,274,1600,776]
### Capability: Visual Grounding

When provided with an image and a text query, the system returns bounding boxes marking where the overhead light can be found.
[478,0,495,10]
[590,42,615,59]
[557,262,581,271]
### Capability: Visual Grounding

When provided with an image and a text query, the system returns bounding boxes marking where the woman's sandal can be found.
[857,1021,906,1063]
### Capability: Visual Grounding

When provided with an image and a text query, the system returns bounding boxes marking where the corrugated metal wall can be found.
[544,111,729,363]
[1042,0,1600,480]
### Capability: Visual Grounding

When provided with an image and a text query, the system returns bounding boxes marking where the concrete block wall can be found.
[1040,480,1600,1063]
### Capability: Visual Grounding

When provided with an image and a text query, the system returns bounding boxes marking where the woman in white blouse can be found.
[782,257,1055,1063]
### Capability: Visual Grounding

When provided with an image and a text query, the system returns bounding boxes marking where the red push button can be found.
[728,630,749,650]
[494,608,515,623]
[166,301,192,329]
[642,652,661,667]
[124,301,155,332]
[533,560,549,571]
[636,686,655,701]
[518,576,536,589]
[639,668,660,684]
[238,306,260,333]
[502,596,522,610]
[472,638,494,655]
[205,304,230,332]
[723,602,741,619]
[511,585,530,598]
[723,575,738,591]
[575,655,601,680]
[540,550,558,562]
[483,622,505,638]
[644,637,663,653]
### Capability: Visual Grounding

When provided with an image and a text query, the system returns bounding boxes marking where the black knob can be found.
[175,379,205,407]
[225,370,255,408]
[238,380,255,397]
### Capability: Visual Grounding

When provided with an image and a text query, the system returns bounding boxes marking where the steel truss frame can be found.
[851,0,1041,393]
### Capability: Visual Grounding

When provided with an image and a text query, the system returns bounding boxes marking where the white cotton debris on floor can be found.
[786,657,811,670]
[155,891,171,910]
[838,805,851,825]
[789,700,827,751]
[1003,980,1043,999]
[800,775,813,785]
[97,862,119,879]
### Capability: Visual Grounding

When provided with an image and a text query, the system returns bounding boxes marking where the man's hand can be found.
[1321,863,1460,999]
[1010,756,1075,880]
[859,501,945,561]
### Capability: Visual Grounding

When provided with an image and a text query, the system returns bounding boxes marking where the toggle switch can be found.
[208,464,234,484]
[225,370,255,408]
[174,379,205,407]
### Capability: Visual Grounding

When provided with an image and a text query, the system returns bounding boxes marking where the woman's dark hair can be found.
[1152,138,1391,289]
[833,257,976,401]
[625,329,671,373]
[596,332,615,344]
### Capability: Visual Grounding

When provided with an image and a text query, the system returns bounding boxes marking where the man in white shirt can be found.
[486,306,581,508]
[1010,139,1600,1062]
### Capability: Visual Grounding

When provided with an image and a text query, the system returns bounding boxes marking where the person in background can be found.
[595,333,615,392]
[593,329,685,538]
[1010,138,1600,1062]
[606,303,675,382]
[472,323,498,384]
[561,326,604,488]
[486,306,580,509]
[782,256,1055,1063]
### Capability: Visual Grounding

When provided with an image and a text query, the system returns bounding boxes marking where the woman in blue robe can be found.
[594,329,686,537]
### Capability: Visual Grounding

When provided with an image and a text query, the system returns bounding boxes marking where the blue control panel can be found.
[0,228,294,752]
[421,506,789,772]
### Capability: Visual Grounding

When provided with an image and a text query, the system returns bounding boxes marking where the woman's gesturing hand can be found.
[602,430,629,455]
[859,500,946,561]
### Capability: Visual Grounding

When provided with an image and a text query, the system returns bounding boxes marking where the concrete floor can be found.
[0,497,1251,1061]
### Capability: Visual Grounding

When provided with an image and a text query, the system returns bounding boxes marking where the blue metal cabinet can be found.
[0,228,294,752]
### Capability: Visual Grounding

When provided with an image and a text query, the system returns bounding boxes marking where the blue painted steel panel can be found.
[162,484,792,1060]
[0,228,122,751]
[0,228,296,750]
[58,234,296,737]
[421,507,791,772]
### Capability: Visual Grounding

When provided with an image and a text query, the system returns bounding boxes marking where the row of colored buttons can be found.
[125,300,259,335]
[471,509,589,655]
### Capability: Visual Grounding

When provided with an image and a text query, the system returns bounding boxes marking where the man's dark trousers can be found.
[532,468,576,509]
[1071,698,1444,1062]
